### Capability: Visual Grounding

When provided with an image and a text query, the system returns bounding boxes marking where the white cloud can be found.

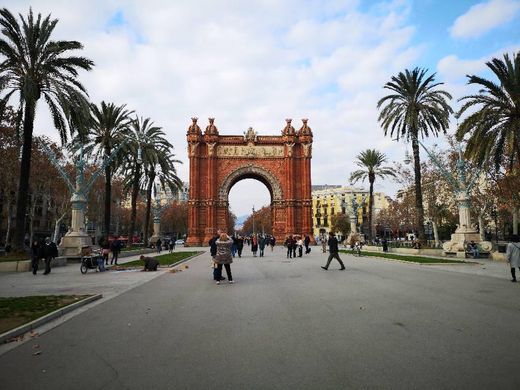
[0,1,473,215]
[450,0,520,39]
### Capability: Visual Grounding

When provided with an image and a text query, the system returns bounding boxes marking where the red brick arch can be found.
[186,118,313,246]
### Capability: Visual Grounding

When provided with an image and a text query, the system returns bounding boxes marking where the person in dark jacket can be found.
[42,237,58,275]
[110,238,121,265]
[304,235,311,254]
[236,235,244,258]
[31,240,41,275]
[285,235,294,258]
[140,255,159,271]
[259,235,266,257]
[321,232,345,271]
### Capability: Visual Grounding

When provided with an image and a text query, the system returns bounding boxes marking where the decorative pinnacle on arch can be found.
[299,118,312,135]
[283,118,295,135]
[205,117,219,135]
[188,117,201,134]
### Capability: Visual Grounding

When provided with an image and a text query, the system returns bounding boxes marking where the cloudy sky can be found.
[3,0,520,217]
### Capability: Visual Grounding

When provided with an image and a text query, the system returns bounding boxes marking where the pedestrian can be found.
[285,235,294,258]
[251,234,258,257]
[259,235,266,257]
[42,237,58,275]
[156,238,162,254]
[304,235,311,254]
[236,235,244,258]
[30,239,41,275]
[214,233,234,285]
[382,238,388,253]
[321,232,346,271]
[140,255,159,271]
[270,236,276,251]
[101,239,110,265]
[209,232,225,282]
[296,236,303,257]
[110,238,121,265]
[231,235,238,257]
[169,238,174,253]
[506,235,520,283]
[321,234,327,253]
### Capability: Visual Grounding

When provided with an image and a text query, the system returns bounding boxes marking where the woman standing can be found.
[506,235,520,282]
[214,233,234,285]
[251,234,258,257]
[30,239,41,275]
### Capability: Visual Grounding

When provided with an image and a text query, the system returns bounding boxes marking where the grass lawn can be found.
[340,250,473,264]
[0,295,92,334]
[119,251,201,267]
[0,253,30,263]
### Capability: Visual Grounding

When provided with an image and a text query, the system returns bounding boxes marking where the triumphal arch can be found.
[186,117,313,246]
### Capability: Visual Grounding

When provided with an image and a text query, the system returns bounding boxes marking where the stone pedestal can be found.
[58,194,92,256]
[149,218,161,245]
[442,193,492,256]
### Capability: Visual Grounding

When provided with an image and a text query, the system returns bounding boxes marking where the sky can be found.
[3,0,520,217]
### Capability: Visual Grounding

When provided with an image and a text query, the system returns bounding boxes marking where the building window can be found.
[324,217,328,227]
[317,218,321,226]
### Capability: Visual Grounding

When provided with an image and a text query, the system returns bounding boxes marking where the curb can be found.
[340,251,477,266]
[0,294,102,344]
[168,251,205,268]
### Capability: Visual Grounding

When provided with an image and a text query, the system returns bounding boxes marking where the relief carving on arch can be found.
[218,165,283,202]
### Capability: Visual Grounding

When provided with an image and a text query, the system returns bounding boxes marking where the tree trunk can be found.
[29,192,36,244]
[13,100,36,251]
[368,174,375,241]
[478,214,485,240]
[53,211,67,243]
[128,164,140,243]
[432,220,440,248]
[104,146,112,242]
[411,136,426,243]
[513,207,519,236]
[5,203,12,245]
[144,171,155,245]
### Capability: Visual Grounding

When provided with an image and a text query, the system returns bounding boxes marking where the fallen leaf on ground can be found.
[184,265,189,269]
[33,351,41,356]
[32,344,40,349]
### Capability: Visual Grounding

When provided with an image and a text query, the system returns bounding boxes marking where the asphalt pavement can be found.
[0,246,519,389]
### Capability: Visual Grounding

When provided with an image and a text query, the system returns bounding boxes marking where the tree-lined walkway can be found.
[1,247,519,389]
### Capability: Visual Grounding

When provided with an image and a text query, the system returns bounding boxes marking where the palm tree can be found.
[456,52,520,170]
[123,116,170,243]
[350,149,395,240]
[0,8,93,249]
[83,101,133,241]
[143,149,182,245]
[377,68,452,243]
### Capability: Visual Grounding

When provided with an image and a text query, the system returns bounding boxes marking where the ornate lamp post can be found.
[252,205,256,235]
[149,183,174,245]
[413,140,492,256]
[42,142,126,256]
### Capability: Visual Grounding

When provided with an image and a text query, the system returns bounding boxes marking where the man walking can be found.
[42,237,58,275]
[321,231,345,271]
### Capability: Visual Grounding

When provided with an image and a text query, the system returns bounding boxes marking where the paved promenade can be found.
[1,246,519,389]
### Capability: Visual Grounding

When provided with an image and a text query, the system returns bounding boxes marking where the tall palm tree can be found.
[123,116,170,243]
[377,68,452,243]
[83,101,133,241]
[350,149,395,240]
[0,8,93,249]
[143,149,182,245]
[456,52,520,170]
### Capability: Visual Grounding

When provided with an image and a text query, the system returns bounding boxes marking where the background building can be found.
[312,185,390,239]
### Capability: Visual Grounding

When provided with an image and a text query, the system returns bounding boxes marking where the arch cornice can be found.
[218,164,283,202]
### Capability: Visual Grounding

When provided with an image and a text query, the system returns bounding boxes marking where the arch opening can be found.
[228,178,272,235]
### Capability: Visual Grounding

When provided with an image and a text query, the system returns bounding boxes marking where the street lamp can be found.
[252,205,255,235]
